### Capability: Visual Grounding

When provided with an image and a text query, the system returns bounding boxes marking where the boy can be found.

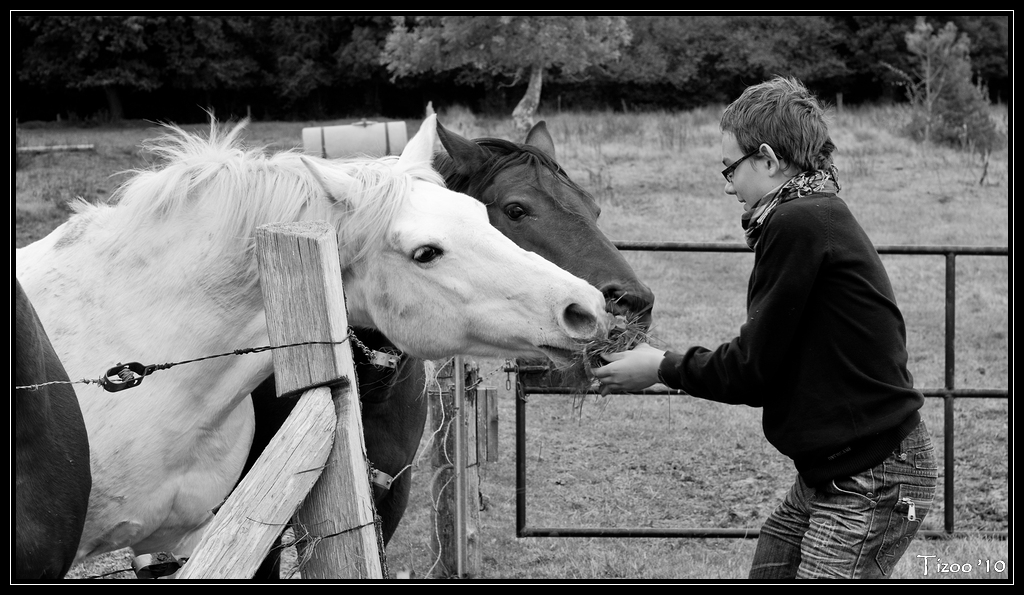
[591,76,937,579]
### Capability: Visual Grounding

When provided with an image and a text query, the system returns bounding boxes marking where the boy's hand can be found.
[591,342,666,396]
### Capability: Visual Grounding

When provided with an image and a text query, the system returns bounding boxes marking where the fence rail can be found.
[515,242,1008,541]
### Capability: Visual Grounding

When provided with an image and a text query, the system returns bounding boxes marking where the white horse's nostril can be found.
[560,300,610,340]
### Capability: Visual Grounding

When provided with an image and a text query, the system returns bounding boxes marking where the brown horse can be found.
[245,118,655,576]
[14,278,92,580]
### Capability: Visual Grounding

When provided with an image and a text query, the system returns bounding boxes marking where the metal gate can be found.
[514,241,1008,540]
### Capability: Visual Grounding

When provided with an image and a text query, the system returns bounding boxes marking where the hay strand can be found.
[555,313,654,396]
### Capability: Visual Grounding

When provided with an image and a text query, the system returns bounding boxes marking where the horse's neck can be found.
[17,211,275,413]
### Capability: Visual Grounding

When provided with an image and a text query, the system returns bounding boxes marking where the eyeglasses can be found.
[721,149,759,182]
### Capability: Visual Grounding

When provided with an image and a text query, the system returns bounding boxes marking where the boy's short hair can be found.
[721,76,835,172]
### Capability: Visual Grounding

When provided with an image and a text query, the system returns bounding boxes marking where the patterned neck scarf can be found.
[740,166,841,250]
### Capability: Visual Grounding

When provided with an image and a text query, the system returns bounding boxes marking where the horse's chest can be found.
[83,396,255,555]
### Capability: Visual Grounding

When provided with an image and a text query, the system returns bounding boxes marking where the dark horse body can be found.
[245,120,655,576]
[14,279,92,580]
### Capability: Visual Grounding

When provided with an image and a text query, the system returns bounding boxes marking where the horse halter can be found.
[349,333,401,370]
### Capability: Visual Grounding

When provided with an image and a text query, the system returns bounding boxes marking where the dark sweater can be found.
[658,193,923,486]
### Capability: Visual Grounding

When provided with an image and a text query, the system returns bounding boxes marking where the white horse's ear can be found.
[301,156,354,207]
[399,113,437,168]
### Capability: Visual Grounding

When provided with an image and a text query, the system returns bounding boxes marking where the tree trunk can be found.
[512,65,544,134]
[102,85,124,121]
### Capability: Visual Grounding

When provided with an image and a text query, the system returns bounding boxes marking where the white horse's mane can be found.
[77,118,445,268]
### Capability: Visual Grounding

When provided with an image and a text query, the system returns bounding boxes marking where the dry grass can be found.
[556,314,654,394]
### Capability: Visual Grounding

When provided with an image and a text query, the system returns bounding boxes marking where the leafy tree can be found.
[832,14,1009,105]
[265,16,351,114]
[17,15,271,121]
[885,16,1000,154]
[18,15,162,120]
[381,15,632,130]
[829,15,919,101]
[149,16,269,105]
[266,15,395,117]
[603,15,727,107]
[884,18,966,142]
[717,16,850,94]
[12,14,1009,122]
[945,14,1010,102]
[601,16,849,109]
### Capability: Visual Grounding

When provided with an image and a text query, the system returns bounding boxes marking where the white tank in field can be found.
[302,120,408,158]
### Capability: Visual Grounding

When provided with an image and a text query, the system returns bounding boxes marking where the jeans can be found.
[749,420,938,579]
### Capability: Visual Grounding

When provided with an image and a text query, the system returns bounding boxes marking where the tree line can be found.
[12,13,1009,124]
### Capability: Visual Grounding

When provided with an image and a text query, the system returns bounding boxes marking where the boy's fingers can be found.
[591,363,612,381]
[600,351,625,362]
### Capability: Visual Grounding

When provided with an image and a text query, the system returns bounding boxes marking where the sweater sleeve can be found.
[662,201,828,406]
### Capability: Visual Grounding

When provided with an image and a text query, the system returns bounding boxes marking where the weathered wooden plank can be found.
[17,144,95,153]
[176,387,336,579]
[481,387,499,463]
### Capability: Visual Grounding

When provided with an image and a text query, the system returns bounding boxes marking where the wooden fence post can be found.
[177,220,381,579]
[428,358,483,578]
[256,221,382,580]
[462,362,483,575]
[428,359,459,577]
[428,356,483,573]
[479,386,499,463]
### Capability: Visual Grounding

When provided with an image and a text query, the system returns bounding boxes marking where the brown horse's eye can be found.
[504,204,527,221]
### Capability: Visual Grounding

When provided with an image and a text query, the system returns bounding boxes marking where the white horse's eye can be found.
[413,245,443,264]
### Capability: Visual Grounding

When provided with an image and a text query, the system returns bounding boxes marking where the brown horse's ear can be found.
[524,121,556,160]
[436,118,489,176]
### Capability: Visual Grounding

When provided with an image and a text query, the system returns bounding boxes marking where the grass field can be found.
[16,103,1009,581]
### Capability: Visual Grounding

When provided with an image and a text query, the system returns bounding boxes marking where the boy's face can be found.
[721,131,781,211]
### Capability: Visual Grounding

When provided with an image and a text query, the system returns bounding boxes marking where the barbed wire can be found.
[15,331,386,393]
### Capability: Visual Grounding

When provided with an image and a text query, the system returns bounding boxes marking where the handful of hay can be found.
[557,313,653,395]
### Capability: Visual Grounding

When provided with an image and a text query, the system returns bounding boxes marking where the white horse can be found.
[15,114,609,564]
